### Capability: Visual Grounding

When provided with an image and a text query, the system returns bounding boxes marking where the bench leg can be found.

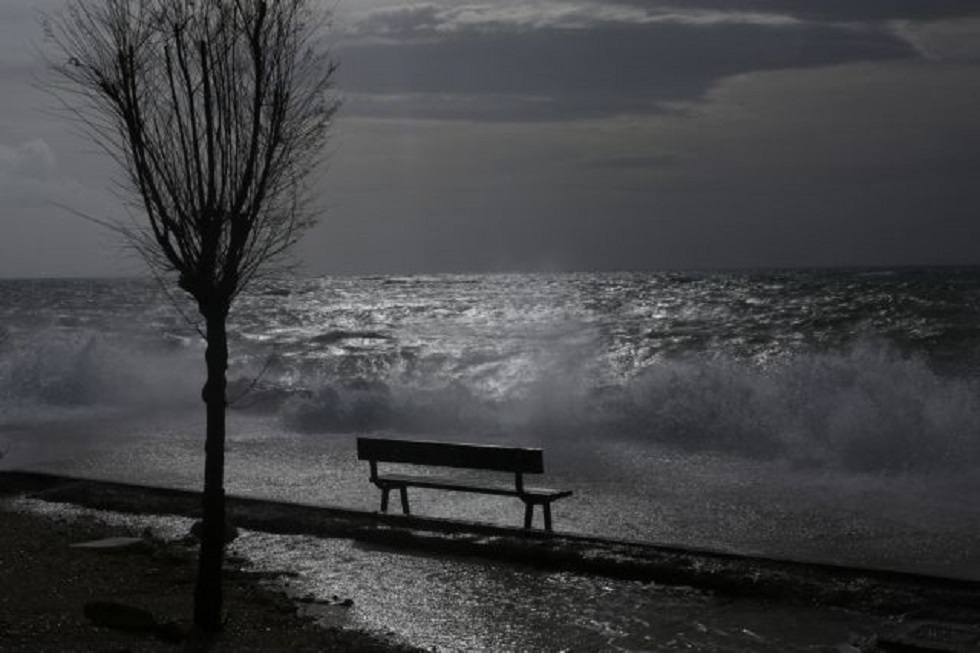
[400,487,410,515]
[380,488,390,513]
[521,501,554,531]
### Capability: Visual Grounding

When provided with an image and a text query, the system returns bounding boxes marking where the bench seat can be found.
[375,473,573,499]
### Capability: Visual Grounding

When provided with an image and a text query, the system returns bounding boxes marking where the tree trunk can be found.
[194,305,228,631]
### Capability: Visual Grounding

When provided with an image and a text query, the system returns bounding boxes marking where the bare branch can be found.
[43,1,338,631]
[46,0,339,308]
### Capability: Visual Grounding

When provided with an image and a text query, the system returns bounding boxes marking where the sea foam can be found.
[0,328,202,416]
[277,338,980,472]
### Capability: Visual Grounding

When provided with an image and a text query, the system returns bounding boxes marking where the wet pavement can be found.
[4,492,891,652]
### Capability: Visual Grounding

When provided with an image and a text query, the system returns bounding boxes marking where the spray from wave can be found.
[597,340,980,471]
[0,329,203,417]
[276,338,980,473]
[2,320,977,473]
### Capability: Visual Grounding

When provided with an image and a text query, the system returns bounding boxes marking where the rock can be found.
[339,598,354,608]
[70,537,145,551]
[154,620,186,643]
[188,519,239,544]
[248,589,297,614]
[83,601,157,633]
[297,593,340,606]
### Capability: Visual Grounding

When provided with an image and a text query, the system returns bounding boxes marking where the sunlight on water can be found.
[5,270,980,469]
[238,530,874,652]
[4,270,980,649]
[3,270,980,576]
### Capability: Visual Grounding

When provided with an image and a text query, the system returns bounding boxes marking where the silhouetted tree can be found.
[48,0,337,631]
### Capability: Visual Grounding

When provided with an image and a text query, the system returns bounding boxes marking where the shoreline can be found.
[0,501,420,651]
[4,469,980,622]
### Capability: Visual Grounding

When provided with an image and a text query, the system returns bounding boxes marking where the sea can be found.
[3,267,980,649]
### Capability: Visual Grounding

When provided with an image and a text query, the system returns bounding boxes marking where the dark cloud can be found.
[5,0,977,276]
[650,1,980,22]
[585,154,682,169]
[305,56,980,275]
[355,4,444,36]
[338,21,916,121]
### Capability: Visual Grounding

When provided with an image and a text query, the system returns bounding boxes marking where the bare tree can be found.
[47,0,337,631]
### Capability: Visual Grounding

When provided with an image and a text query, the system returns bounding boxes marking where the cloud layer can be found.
[339,5,919,121]
[652,0,980,22]
[1,1,978,275]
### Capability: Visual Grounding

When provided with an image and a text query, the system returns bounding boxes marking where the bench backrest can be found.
[357,437,544,474]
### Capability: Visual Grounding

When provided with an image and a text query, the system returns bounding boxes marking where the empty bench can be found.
[356,437,573,531]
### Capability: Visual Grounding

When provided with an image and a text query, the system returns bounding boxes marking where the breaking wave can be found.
[278,339,980,473]
[0,329,203,415]
[2,323,977,472]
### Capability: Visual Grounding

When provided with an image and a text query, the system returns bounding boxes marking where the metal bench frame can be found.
[356,437,572,531]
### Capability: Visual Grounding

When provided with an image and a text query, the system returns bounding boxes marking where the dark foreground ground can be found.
[0,508,421,652]
[3,471,980,652]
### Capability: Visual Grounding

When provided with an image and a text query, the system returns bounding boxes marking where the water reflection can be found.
[10,497,873,651]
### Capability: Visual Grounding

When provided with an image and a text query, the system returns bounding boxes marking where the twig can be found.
[227,355,275,408]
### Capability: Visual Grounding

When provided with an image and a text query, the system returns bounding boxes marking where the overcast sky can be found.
[1,0,979,277]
